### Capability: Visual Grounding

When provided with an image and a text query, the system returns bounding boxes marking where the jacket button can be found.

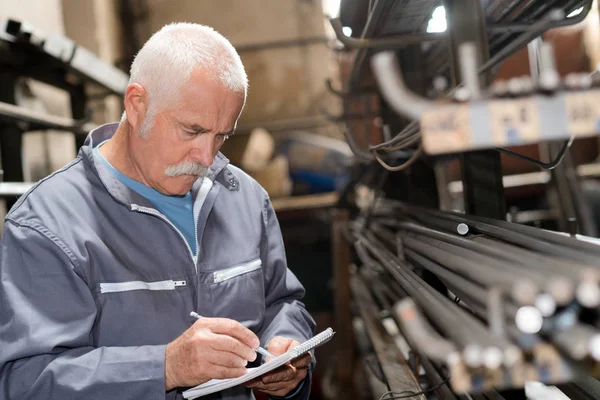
[229,178,237,187]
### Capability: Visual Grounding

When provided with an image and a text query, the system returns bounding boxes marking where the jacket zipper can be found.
[100,279,186,293]
[213,259,262,283]
[129,178,213,273]
[130,205,198,270]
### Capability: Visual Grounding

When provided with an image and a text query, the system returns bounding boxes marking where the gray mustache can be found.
[164,161,208,177]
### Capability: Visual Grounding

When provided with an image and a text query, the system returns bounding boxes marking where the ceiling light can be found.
[427,18,447,33]
[342,26,352,36]
[323,0,342,18]
[426,5,447,33]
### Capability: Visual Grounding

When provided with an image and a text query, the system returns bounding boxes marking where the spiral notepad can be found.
[183,328,335,399]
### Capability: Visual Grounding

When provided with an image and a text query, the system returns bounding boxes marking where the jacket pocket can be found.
[209,258,265,328]
[213,258,262,283]
[100,279,187,293]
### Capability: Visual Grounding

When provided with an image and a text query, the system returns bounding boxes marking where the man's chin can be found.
[163,175,200,195]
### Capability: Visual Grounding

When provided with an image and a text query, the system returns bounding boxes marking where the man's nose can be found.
[189,136,216,167]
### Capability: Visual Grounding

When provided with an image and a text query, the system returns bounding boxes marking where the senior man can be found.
[0,22,316,400]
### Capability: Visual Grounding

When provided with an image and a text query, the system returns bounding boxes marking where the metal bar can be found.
[487,0,592,33]
[395,220,577,281]
[0,181,34,197]
[329,17,444,50]
[393,298,459,364]
[69,83,88,152]
[458,211,600,258]
[419,355,457,400]
[331,209,354,398]
[360,233,503,356]
[0,72,23,210]
[0,100,95,135]
[234,36,328,53]
[410,205,600,264]
[351,276,426,398]
[405,248,519,319]
[370,52,435,120]
[479,9,565,75]
[445,0,506,220]
[401,235,528,299]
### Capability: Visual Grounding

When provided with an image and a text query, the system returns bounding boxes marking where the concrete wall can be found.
[144,0,342,137]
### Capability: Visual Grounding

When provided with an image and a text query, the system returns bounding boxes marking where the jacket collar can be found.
[79,122,236,207]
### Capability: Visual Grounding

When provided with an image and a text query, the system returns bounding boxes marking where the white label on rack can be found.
[421,104,470,154]
[489,98,540,146]
[565,90,600,137]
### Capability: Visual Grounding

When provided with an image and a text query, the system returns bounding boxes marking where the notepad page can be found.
[183,328,334,399]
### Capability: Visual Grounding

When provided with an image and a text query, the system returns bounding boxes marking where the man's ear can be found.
[123,83,148,131]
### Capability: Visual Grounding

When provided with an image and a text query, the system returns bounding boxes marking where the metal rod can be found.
[370,52,436,120]
[360,233,509,368]
[402,235,536,304]
[405,249,519,319]
[478,9,565,75]
[329,17,444,50]
[0,101,94,135]
[394,298,459,364]
[392,221,576,306]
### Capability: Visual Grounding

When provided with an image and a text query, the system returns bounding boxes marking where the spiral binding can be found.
[291,328,335,358]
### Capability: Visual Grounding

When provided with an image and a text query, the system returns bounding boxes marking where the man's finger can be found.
[267,336,294,356]
[261,364,296,384]
[203,348,248,368]
[208,332,256,362]
[204,318,260,349]
[291,353,312,368]
[206,364,248,380]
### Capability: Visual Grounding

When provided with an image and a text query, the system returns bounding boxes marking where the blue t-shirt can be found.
[94,146,197,255]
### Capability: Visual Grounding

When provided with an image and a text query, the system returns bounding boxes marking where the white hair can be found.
[122,22,248,136]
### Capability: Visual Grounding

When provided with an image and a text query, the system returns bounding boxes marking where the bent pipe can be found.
[371,52,436,120]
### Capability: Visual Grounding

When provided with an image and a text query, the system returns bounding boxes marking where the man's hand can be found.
[245,337,312,398]
[165,317,259,390]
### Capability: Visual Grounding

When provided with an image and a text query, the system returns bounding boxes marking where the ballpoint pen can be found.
[189,311,276,359]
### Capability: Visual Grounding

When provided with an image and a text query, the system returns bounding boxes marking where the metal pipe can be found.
[361,233,509,368]
[234,36,329,53]
[370,52,436,120]
[402,235,537,305]
[552,323,600,361]
[0,101,95,135]
[359,235,485,350]
[538,41,560,91]
[398,214,469,236]
[459,42,482,100]
[406,249,519,319]
[394,221,576,306]
[487,0,592,33]
[467,213,600,258]
[408,205,600,265]
[479,9,565,75]
[394,298,460,364]
[329,17,444,50]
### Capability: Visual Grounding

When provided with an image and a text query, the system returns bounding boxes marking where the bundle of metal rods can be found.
[350,199,600,393]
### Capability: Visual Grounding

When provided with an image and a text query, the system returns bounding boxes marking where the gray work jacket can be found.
[0,123,316,400]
